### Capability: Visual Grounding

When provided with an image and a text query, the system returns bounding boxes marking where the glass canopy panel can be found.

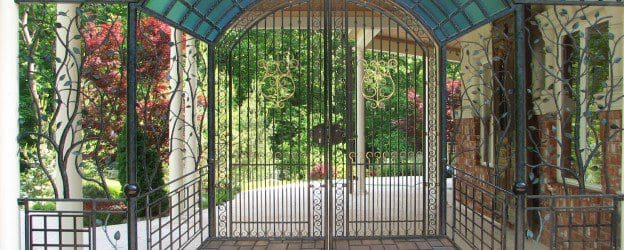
[140,0,513,43]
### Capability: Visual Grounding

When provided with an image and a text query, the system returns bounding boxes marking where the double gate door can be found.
[213,0,431,241]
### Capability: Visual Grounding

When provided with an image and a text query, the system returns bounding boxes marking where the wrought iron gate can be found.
[212,0,438,240]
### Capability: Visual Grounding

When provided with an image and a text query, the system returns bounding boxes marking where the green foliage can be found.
[20,148,56,199]
[31,202,57,211]
[83,180,123,199]
[18,3,173,200]
[18,4,57,174]
[83,182,109,198]
[214,181,241,206]
[105,179,123,198]
[368,153,424,177]
[362,51,424,153]
[116,121,168,216]
[562,22,610,187]
[220,29,428,183]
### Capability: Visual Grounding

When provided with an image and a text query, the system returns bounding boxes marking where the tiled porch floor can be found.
[200,238,456,249]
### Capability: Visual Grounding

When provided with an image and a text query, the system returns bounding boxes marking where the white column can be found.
[0,1,21,249]
[184,36,199,178]
[55,3,84,199]
[355,28,379,194]
[54,3,84,247]
[169,28,185,215]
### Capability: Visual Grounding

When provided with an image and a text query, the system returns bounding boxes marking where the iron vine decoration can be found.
[258,56,299,108]
[361,58,398,108]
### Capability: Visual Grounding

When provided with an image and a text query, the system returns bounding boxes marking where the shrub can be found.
[309,163,336,180]
[116,121,168,217]
[83,182,109,198]
[82,180,127,227]
[82,180,123,199]
[106,179,123,199]
[31,202,56,211]
[214,181,241,206]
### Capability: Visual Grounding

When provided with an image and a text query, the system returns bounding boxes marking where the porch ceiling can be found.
[139,0,513,44]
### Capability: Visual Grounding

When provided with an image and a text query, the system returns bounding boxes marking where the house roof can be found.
[139,0,514,44]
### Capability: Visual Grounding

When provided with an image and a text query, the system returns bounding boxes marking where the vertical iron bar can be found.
[23,199,30,250]
[125,3,139,250]
[438,45,448,235]
[613,198,620,250]
[550,197,556,249]
[514,4,528,250]
[345,3,354,198]
[323,0,333,247]
[422,46,429,236]
[306,1,312,237]
[207,44,217,238]
[91,200,96,249]
[451,172,456,240]
[344,0,353,236]
[502,195,508,249]
[199,169,204,240]
[227,50,234,237]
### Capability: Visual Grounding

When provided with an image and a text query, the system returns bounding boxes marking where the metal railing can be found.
[524,194,622,249]
[447,166,624,249]
[139,167,208,249]
[19,198,127,249]
[19,167,210,250]
[448,167,517,249]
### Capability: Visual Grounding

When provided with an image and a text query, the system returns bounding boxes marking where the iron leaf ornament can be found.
[361,58,398,108]
[258,56,299,108]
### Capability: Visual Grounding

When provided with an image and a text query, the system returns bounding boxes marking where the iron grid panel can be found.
[139,0,514,43]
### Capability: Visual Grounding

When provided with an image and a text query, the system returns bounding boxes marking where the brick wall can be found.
[452,111,622,249]
[536,111,621,195]
[533,111,621,249]
[452,117,501,219]
[453,117,480,171]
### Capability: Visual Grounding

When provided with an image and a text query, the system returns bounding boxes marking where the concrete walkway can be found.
[216,177,453,237]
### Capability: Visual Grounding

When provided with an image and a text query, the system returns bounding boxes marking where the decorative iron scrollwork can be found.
[258,57,298,108]
[311,183,323,237]
[361,58,398,108]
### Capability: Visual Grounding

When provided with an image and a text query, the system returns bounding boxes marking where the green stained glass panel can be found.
[142,0,515,42]
[182,12,201,30]
[166,2,188,23]
[146,0,171,14]
[464,2,486,23]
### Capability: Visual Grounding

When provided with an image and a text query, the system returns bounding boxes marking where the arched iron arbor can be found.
[13,0,624,249]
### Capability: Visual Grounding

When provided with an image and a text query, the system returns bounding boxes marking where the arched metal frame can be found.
[13,0,624,249]
[211,0,441,243]
[128,1,560,249]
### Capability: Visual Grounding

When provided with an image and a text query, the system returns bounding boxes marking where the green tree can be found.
[116,120,167,216]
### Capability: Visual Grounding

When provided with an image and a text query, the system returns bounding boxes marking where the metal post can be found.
[323,0,333,247]
[513,4,528,250]
[345,36,354,196]
[207,44,217,238]
[438,45,448,235]
[125,3,139,250]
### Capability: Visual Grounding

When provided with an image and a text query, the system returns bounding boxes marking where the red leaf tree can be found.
[393,80,462,151]
[82,17,171,169]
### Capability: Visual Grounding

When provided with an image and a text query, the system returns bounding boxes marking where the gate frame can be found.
[11,0,624,249]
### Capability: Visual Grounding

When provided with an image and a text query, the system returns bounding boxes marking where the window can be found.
[557,22,610,191]
[478,62,495,168]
